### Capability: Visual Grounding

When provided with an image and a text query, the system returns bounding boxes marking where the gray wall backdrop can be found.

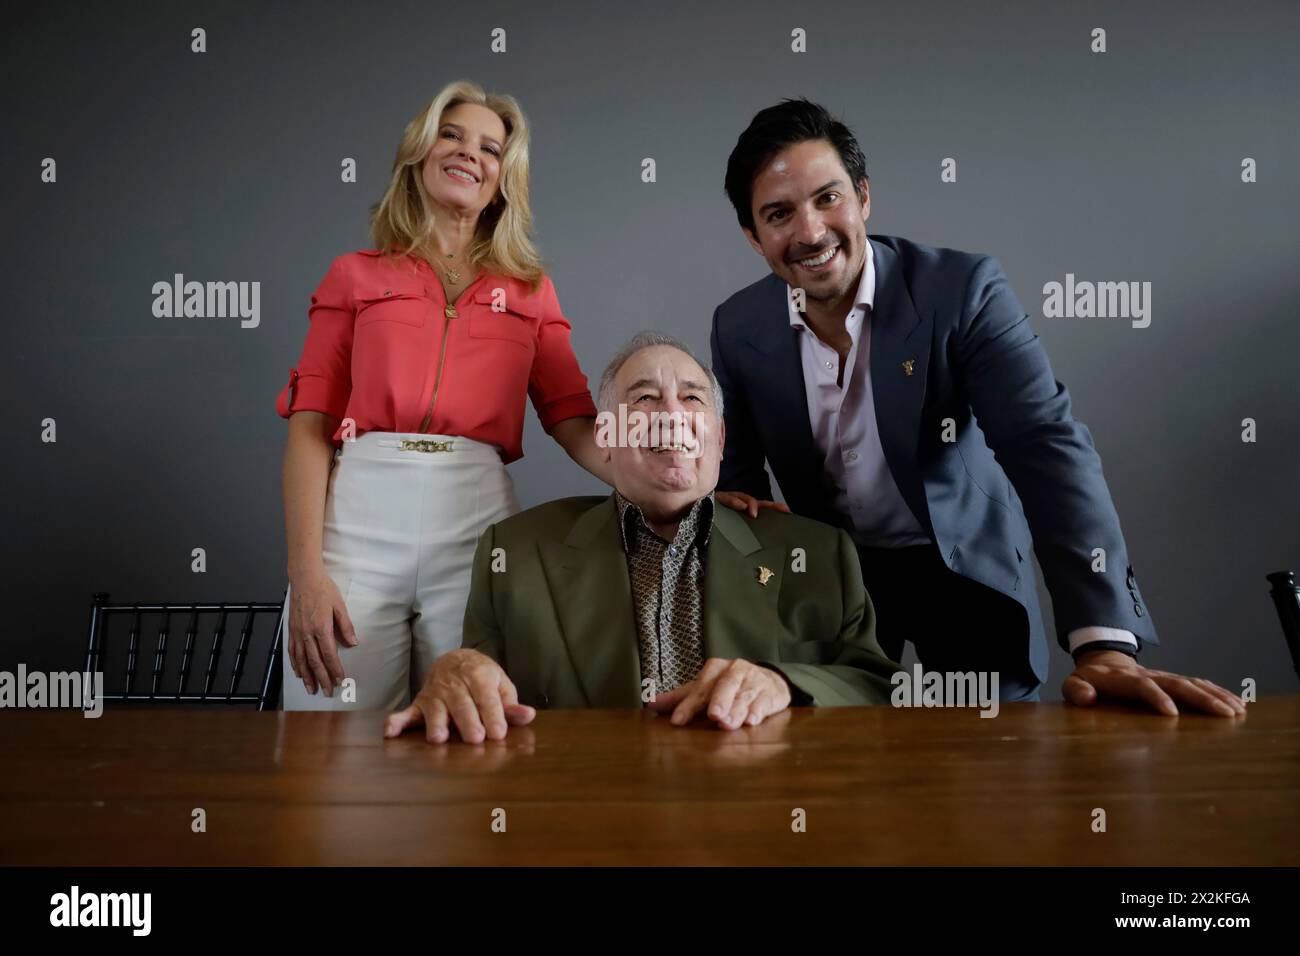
[4,0,1297,699]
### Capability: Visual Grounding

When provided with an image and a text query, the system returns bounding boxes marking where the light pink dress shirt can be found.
[787,242,930,548]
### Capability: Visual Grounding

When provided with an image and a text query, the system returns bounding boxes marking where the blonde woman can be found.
[275,81,613,710]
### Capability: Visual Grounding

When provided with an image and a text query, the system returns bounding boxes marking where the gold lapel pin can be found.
[757,565,774,586]
[901,359,915,377]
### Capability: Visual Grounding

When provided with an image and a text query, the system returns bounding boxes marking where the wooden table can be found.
[2,699,1297,866]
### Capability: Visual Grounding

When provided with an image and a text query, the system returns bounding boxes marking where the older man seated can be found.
[385,331,900,743]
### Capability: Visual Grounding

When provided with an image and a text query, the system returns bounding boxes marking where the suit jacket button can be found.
[1134,603,1143,617]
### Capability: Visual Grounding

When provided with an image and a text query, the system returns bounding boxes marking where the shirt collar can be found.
[787,238,875,330]
[615,490,715,554]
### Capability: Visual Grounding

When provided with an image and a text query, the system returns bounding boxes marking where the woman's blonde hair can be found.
[370,80,544,291]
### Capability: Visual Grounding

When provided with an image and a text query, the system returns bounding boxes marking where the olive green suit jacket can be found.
[461,495,901,708]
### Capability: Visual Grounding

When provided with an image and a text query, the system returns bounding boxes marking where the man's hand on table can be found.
[384,649,535,743]
[1063,649,1245,717]
[647,658,793,729]
[386,653,796,742]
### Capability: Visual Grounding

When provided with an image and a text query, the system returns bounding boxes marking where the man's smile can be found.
[792,244,841,273]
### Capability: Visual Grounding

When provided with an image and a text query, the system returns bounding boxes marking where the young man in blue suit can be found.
[710,98,1242,715]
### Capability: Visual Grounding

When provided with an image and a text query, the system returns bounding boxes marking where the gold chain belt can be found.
[399,439,454,453]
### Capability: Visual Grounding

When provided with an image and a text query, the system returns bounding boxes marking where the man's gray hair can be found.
[596,330,725,418]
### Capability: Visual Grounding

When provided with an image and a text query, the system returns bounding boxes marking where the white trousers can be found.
[281,432,519,711]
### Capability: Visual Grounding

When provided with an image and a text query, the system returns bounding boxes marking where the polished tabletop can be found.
[1,698,1297,866]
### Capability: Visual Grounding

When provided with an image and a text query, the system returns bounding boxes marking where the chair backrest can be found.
[84,592,284,710]
[1267,571,1300,684]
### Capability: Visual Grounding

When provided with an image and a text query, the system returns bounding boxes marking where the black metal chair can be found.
[1268,570,1300,684]
[84,591,285,710]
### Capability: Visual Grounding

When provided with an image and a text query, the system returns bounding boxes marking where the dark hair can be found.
[724,98,868,234]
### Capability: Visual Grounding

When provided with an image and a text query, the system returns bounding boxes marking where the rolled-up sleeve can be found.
[527,277,597,433]
[276,256,354,421]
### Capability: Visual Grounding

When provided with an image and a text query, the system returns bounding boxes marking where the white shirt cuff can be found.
[1067,626,1139,654]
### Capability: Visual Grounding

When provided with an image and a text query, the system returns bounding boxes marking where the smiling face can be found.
[604,345,724,521]
[743,139,870,307]
[420,102,507,217]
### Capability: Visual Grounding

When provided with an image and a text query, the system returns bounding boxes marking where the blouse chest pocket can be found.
[468,286,538,350]
[354,278,430,329]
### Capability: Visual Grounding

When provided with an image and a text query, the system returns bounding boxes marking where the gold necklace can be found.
[442,250,463,284]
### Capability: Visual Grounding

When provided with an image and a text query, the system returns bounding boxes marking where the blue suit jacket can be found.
[709,235,1157,681]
